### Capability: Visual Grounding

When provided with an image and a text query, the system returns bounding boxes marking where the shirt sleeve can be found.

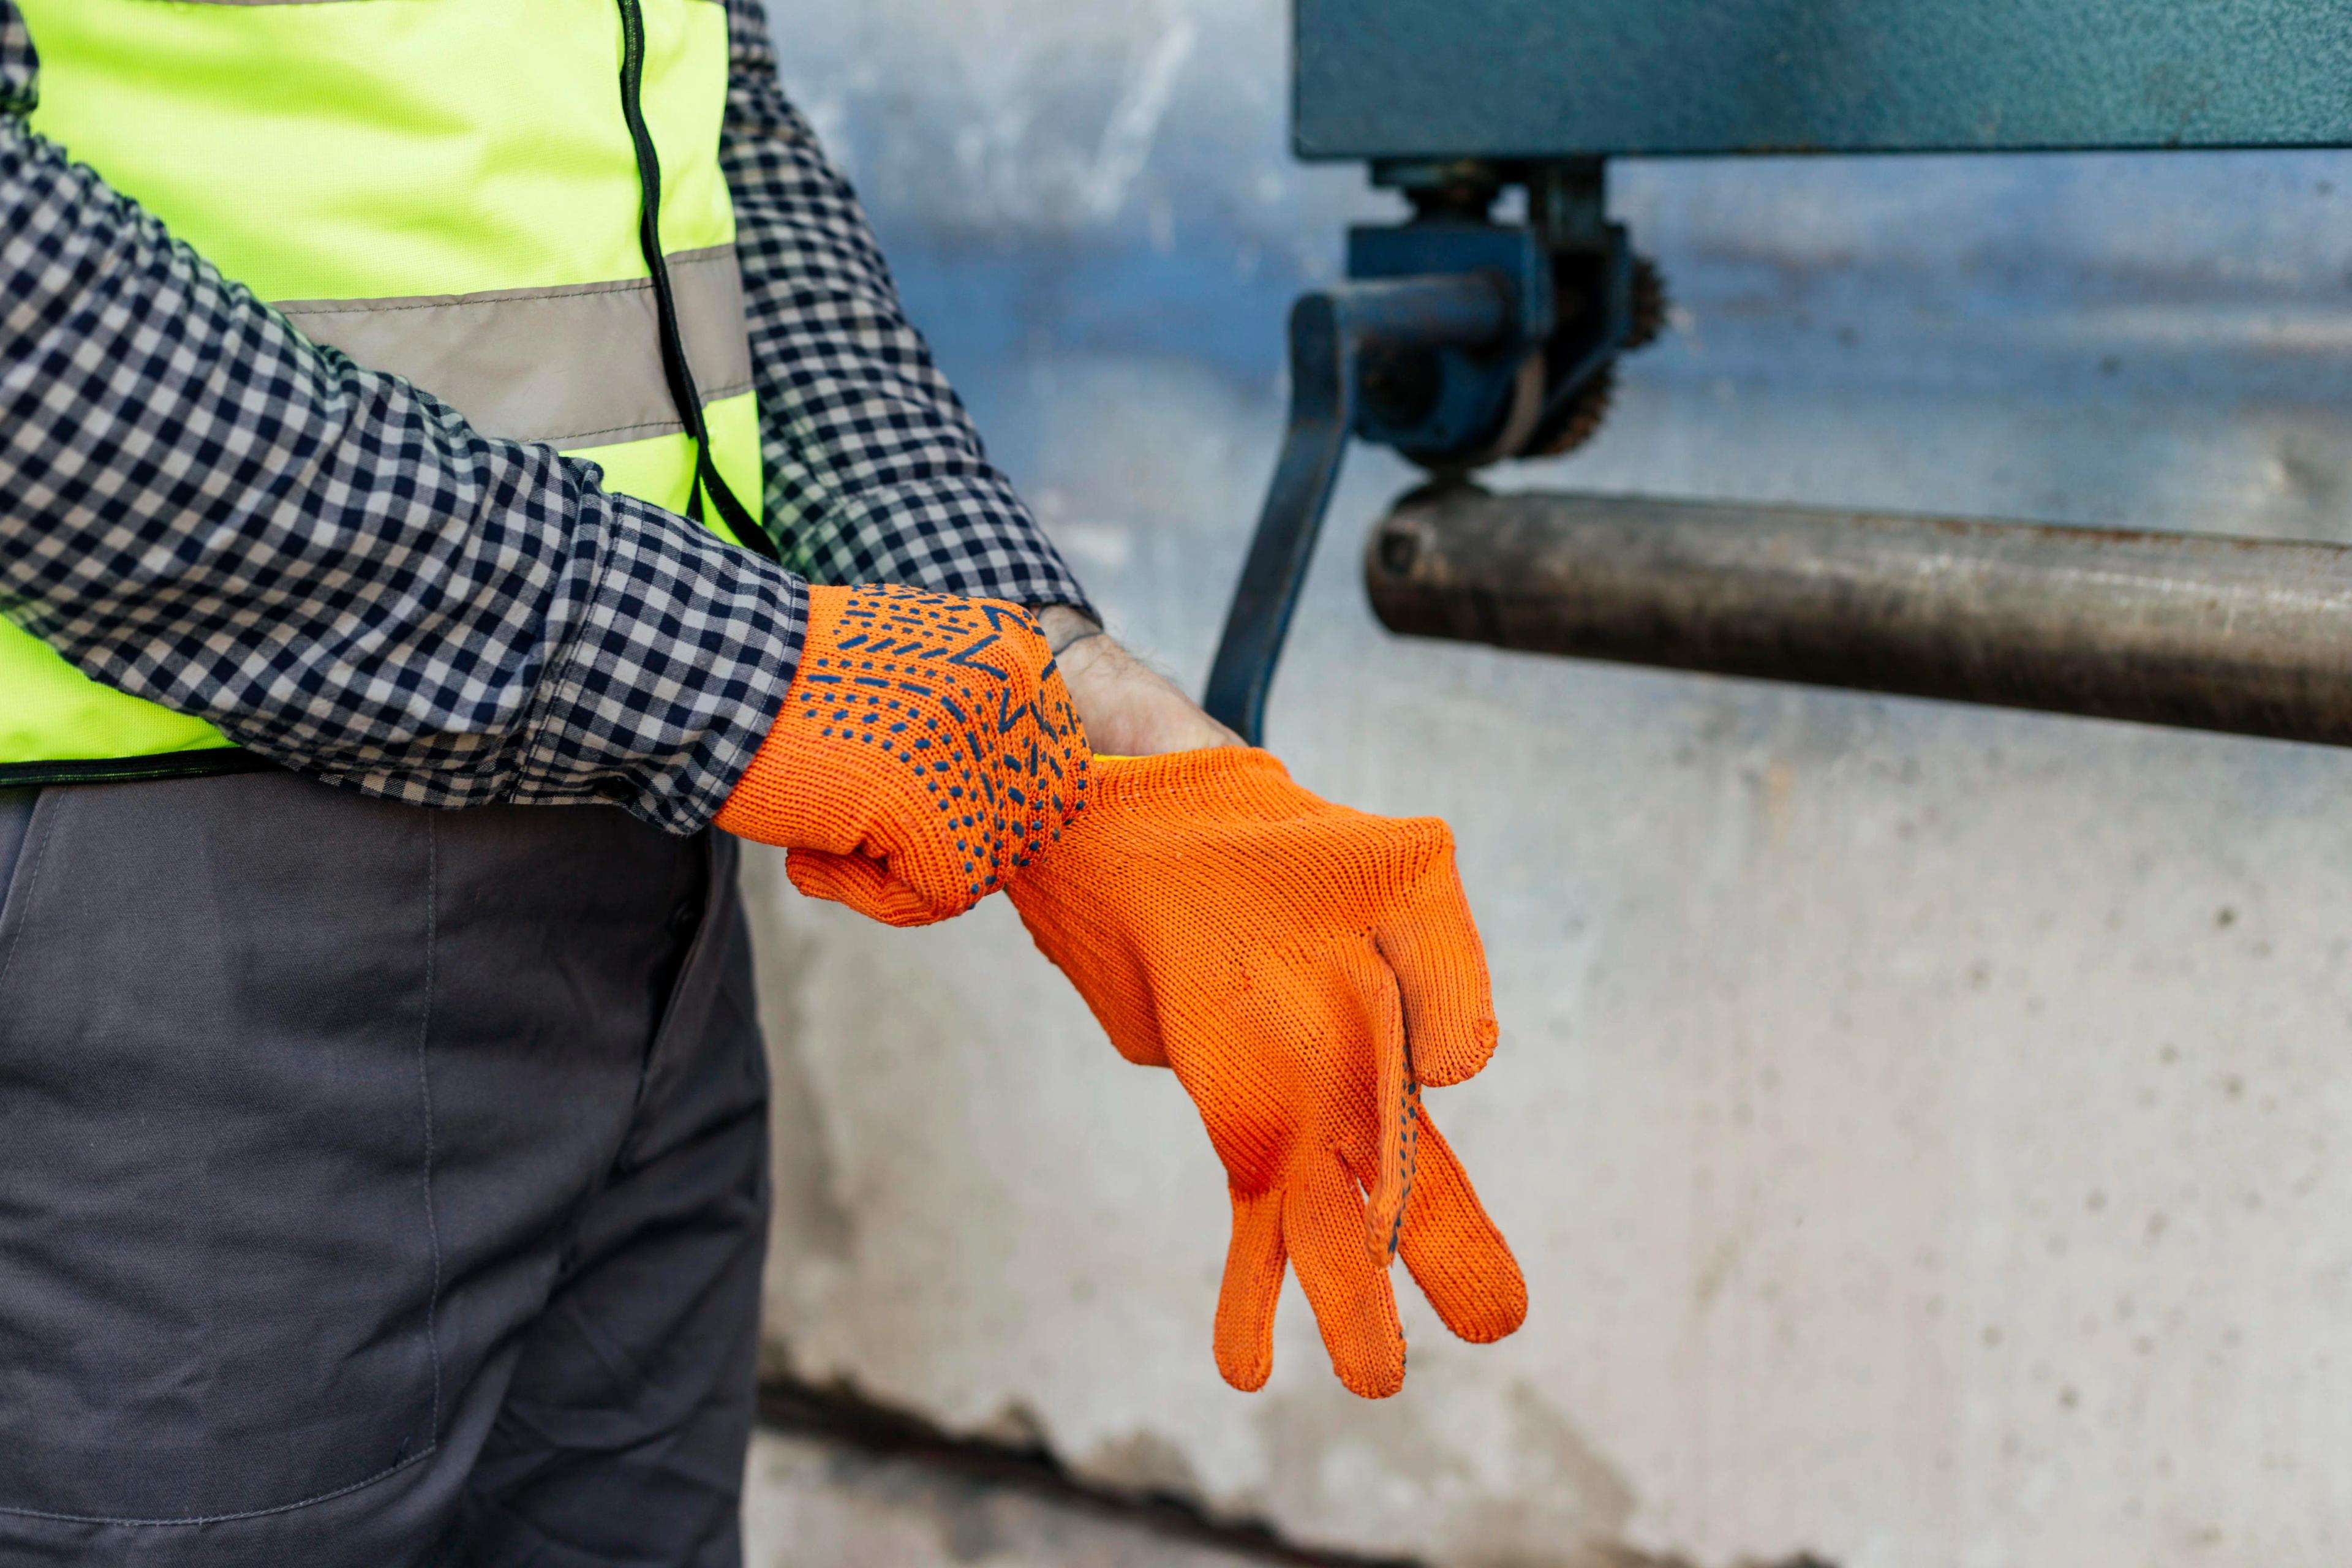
[720,0,1098,622]
[0,7,804,832]
[0,6,31,119]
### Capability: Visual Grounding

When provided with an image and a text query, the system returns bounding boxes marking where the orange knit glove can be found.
[1006,747,1525,1398]
[716,584,1089,927]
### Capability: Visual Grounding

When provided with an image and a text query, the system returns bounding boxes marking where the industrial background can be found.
[739,0,2352,1562]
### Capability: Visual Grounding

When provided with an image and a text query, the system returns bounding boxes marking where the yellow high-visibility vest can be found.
[4,0,765,783]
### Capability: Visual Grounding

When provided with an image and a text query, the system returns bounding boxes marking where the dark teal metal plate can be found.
[1295,0,2352,159]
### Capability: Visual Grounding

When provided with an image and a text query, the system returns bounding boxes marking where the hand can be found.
[1036,608,1240,757]
[717,584,1090,926]
[1006,746,1525,1397]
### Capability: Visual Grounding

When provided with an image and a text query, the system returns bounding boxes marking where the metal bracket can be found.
[1346,223,1553,462]
[1200,273,1517,744]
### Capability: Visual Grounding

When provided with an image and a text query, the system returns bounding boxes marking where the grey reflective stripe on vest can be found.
[167,0,722,6]
[276,245,752,449]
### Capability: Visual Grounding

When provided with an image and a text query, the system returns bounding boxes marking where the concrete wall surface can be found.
[744,2,2352,1564]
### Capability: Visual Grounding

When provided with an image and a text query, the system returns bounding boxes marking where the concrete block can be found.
[743,1430,1271,1568]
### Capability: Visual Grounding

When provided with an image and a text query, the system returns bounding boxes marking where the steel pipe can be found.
[1364,485,2352,745]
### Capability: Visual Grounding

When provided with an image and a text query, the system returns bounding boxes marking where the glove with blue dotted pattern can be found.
[717,583,1090,927]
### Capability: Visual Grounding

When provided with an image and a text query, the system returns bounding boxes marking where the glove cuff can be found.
[717,584,1089,921]
[713,586,857,845]
[1085,745,1298,815]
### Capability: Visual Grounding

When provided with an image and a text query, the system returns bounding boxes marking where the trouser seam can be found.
[0,1445,439,1528]
[621,831,728,1145]
[418,812,446,1439]
[0,796,56,995]
[549,831,726,1281]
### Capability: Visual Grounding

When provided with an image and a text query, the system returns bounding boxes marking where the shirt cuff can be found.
[511,491,805,833]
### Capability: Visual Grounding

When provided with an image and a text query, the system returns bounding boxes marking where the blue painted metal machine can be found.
[1295,0,2352,159]
[1203,1,2352,747]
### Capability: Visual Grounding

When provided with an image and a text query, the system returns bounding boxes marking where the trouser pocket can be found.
[0,775,442,1524]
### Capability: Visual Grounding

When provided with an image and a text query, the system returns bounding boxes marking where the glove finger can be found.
[1213,1185,1287,1392]
[786,847,960,929]
[1394,1109,1526,1345]
[1286,1154,1407,1399]
[1372,856,1498,1087]
[1344,940,1418,1268]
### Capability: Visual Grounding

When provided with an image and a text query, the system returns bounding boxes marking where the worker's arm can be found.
[707,2,1517,1393]
[0,7,805,831]
[718,0,1236,755]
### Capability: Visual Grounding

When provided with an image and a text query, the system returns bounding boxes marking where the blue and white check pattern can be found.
[0,0,1088,831]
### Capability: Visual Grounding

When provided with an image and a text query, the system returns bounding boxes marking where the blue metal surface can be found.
[1296,0,2352,160]
[1346,221,1551,456]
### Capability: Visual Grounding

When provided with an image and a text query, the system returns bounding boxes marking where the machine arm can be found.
[1201,275,1512,743]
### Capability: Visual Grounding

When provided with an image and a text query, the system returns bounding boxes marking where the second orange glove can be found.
[1006,747,1525,1398]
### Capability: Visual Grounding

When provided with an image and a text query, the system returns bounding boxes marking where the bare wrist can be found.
[1035,605,1106,657]
[1050,630,1244,756]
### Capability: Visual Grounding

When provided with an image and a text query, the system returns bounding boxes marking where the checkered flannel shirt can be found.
[0,0,1090,832]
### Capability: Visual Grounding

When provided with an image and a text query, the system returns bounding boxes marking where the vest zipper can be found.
[612,0,780,564]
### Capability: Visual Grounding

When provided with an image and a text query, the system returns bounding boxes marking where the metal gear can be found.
[1624,255,1668,352]
[1529,361,1616,457]
[1517,256,1660,459]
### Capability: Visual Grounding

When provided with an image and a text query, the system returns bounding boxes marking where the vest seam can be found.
[612,0,772,559]
[551,378,753,448]
[0,749,277,787]
[274,246,736,318]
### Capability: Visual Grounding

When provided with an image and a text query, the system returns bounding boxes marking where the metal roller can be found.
[1364,485,2352,747]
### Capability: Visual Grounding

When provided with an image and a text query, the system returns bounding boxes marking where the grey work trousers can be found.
[0,771,771,1566]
